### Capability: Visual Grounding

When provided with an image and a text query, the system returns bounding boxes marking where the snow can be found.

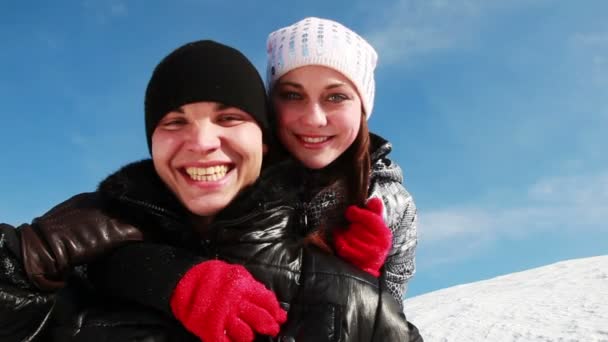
[404,255,608,341]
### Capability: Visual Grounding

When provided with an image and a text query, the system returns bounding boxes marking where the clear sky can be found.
[1,0,606,297]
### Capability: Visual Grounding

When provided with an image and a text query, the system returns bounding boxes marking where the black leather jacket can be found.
[0,143,421,341]
[39,159,419,341]
[0,223,55,342]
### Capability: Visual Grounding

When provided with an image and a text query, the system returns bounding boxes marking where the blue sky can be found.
[1,1,606,298]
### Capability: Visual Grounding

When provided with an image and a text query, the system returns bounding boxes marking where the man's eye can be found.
[160,118,187,129]
[219,114,245,123]
[327,93,349,103]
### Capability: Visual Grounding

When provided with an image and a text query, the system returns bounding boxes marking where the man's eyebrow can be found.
[215,103,239,111]
[215,102,231,110]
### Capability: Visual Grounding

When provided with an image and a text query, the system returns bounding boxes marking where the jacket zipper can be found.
[119,195,182,221]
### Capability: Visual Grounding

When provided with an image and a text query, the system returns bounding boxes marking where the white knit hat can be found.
[266,17,378,119]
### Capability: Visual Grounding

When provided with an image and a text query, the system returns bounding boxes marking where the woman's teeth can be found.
[300,136,329,143]
[185,165,228,181]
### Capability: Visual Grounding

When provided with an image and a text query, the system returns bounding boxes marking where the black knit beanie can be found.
[144,40,269,152]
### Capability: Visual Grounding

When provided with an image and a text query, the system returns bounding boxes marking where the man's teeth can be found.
[300,136,329,143]
[185,165,228,181]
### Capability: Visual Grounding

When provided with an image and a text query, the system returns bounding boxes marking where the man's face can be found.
[151,101,265,217]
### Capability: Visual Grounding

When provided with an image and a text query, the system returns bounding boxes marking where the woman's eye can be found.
[327,93,349,103]
[278,91,302,100]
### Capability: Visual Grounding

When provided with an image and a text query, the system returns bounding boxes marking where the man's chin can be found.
[188,206,224,218]
[185,197,231,217]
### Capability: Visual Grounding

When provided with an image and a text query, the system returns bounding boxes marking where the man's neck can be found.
[190,214,214,238]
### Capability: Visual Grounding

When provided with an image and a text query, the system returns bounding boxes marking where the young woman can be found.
[266,17,418,304]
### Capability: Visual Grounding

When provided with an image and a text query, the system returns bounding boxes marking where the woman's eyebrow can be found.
[325,82,347,90]
[277,81,347,90]
[276,81,303,89]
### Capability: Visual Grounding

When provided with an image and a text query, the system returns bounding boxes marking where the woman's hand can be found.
[170,260,287,342]
[334,197,392,277]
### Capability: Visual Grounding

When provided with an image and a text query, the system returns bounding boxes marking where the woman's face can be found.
[151,101,265,217]
[272,65,362,169]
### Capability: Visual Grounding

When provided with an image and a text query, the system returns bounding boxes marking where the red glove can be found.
[334,197,392,277]
[170,260,287,342]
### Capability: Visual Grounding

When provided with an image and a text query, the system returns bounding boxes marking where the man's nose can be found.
[185,121,221,152]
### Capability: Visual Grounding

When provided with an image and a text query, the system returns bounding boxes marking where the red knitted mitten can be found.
[334,197,392,277]
[170,260,287,342]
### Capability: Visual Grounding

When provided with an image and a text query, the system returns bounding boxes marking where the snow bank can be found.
[404,255,608,341]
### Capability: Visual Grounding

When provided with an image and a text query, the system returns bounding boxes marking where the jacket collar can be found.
[97,159,187,218]
[96,159,277,240]
[370,132,393,162]
[96,159,199,244]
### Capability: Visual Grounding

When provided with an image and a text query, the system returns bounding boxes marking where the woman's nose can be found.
[300,103,327,127]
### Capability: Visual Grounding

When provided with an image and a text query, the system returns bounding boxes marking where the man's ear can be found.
[262,144,269,155]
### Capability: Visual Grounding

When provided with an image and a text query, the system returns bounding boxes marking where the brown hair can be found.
[304,112,371,252]
[345,112,371,207]
[326,111,371,206]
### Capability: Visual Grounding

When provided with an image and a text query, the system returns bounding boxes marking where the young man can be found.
[1,40,283,342]
[1,40,421,342]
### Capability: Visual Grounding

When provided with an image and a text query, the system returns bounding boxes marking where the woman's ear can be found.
[263,144,269,155]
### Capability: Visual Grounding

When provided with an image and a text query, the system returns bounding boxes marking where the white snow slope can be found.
[404,255,608,341]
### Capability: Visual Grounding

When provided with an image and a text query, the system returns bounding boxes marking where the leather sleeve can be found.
[88,242,206,316]
[49,275,196,342]
[0,223,55,342]
[20,192,144,291]
[371,286,424,342]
